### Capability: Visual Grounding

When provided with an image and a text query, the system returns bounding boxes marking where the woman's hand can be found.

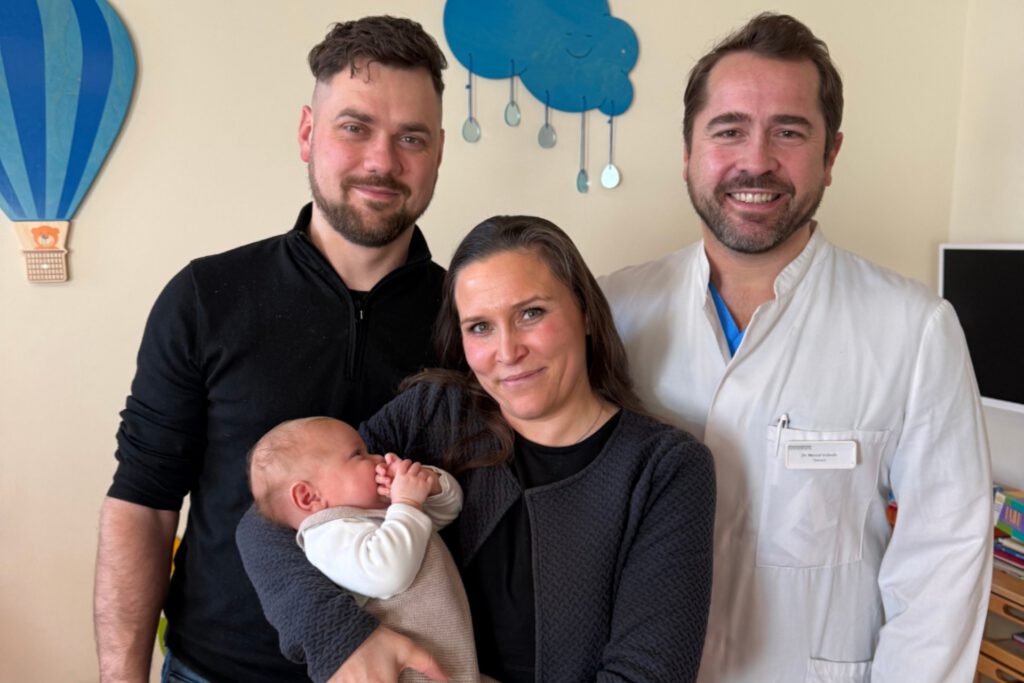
[326,626,448,683]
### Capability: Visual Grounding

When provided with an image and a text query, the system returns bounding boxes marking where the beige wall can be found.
[0,0,1018,678]
[950,0,1024,488]
[951,0,1024,243]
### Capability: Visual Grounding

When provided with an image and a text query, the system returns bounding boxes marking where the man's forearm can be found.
[94,497,179,682]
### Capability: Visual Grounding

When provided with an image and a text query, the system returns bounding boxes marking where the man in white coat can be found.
[600,13,992,683]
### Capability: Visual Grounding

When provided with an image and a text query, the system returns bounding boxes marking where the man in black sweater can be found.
[94,16,448,682]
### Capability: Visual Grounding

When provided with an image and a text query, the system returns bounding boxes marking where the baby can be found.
[247,416,482,683]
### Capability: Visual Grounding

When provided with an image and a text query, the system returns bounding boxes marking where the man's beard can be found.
[688,172,824,254]
[308,163,421,248]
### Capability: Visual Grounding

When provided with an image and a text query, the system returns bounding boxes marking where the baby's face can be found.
[309,421,387,510]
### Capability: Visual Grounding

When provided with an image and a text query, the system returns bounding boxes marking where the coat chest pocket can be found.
[756,424,890,569]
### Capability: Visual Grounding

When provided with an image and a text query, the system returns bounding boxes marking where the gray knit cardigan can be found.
[237,382,715,682]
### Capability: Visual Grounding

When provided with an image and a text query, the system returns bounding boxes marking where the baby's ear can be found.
[291,481,324,512]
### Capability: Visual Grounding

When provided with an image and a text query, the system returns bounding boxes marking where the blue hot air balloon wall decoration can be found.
[444,0,638,194]
[1,0,136,283]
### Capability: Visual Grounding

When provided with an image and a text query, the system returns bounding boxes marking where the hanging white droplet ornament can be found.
[601,114,621,189]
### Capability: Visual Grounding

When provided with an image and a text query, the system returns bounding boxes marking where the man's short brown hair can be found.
[308,15,447,97]
[683,13,843,160]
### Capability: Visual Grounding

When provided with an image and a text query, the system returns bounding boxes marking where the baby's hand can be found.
[376,453,442,505]
[389,458,440,510]
[375,453,400,499]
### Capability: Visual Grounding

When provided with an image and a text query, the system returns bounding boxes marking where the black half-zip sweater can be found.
[107,204,445,682]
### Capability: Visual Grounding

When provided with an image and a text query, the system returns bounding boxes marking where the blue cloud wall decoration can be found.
[444,0,638,116]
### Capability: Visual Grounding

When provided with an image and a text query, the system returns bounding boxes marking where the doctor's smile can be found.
[719,174,794,211]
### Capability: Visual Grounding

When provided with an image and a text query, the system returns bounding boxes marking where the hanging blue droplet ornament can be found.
[576,107,588,194]
[576,169,589,193]
[462,118,481,142]
[538,93,556,148]
[462,63,481,142]
[504,101,521,126]
[504,60,521,127]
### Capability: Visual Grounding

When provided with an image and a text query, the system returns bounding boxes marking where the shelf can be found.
[980,638,1024,677]
[994,569,1024,606]
[976,652,1024,682]
[978,569,1024,681]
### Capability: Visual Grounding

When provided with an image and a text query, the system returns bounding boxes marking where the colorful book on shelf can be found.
[997,538,1024,562]
[995,548,1024,570]
[995,489,1024,542]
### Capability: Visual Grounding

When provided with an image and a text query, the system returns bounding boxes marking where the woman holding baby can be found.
[237,215,715,683]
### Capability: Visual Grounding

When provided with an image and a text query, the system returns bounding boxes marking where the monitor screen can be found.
[939,244,1024,413]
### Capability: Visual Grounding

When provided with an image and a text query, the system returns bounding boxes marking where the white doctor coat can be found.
[600,227,992,683]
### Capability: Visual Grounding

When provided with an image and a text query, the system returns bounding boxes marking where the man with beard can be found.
[95,17,447,682]
[601,13,992,683]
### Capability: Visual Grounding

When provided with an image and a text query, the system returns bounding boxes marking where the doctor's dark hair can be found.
[406,215,645,472]
[682,12,843,160]
[308,15,447,96]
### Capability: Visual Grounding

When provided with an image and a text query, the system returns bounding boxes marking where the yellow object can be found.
[158,536,182,655]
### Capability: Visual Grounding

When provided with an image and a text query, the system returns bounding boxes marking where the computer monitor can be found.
[939,243,1024,414]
